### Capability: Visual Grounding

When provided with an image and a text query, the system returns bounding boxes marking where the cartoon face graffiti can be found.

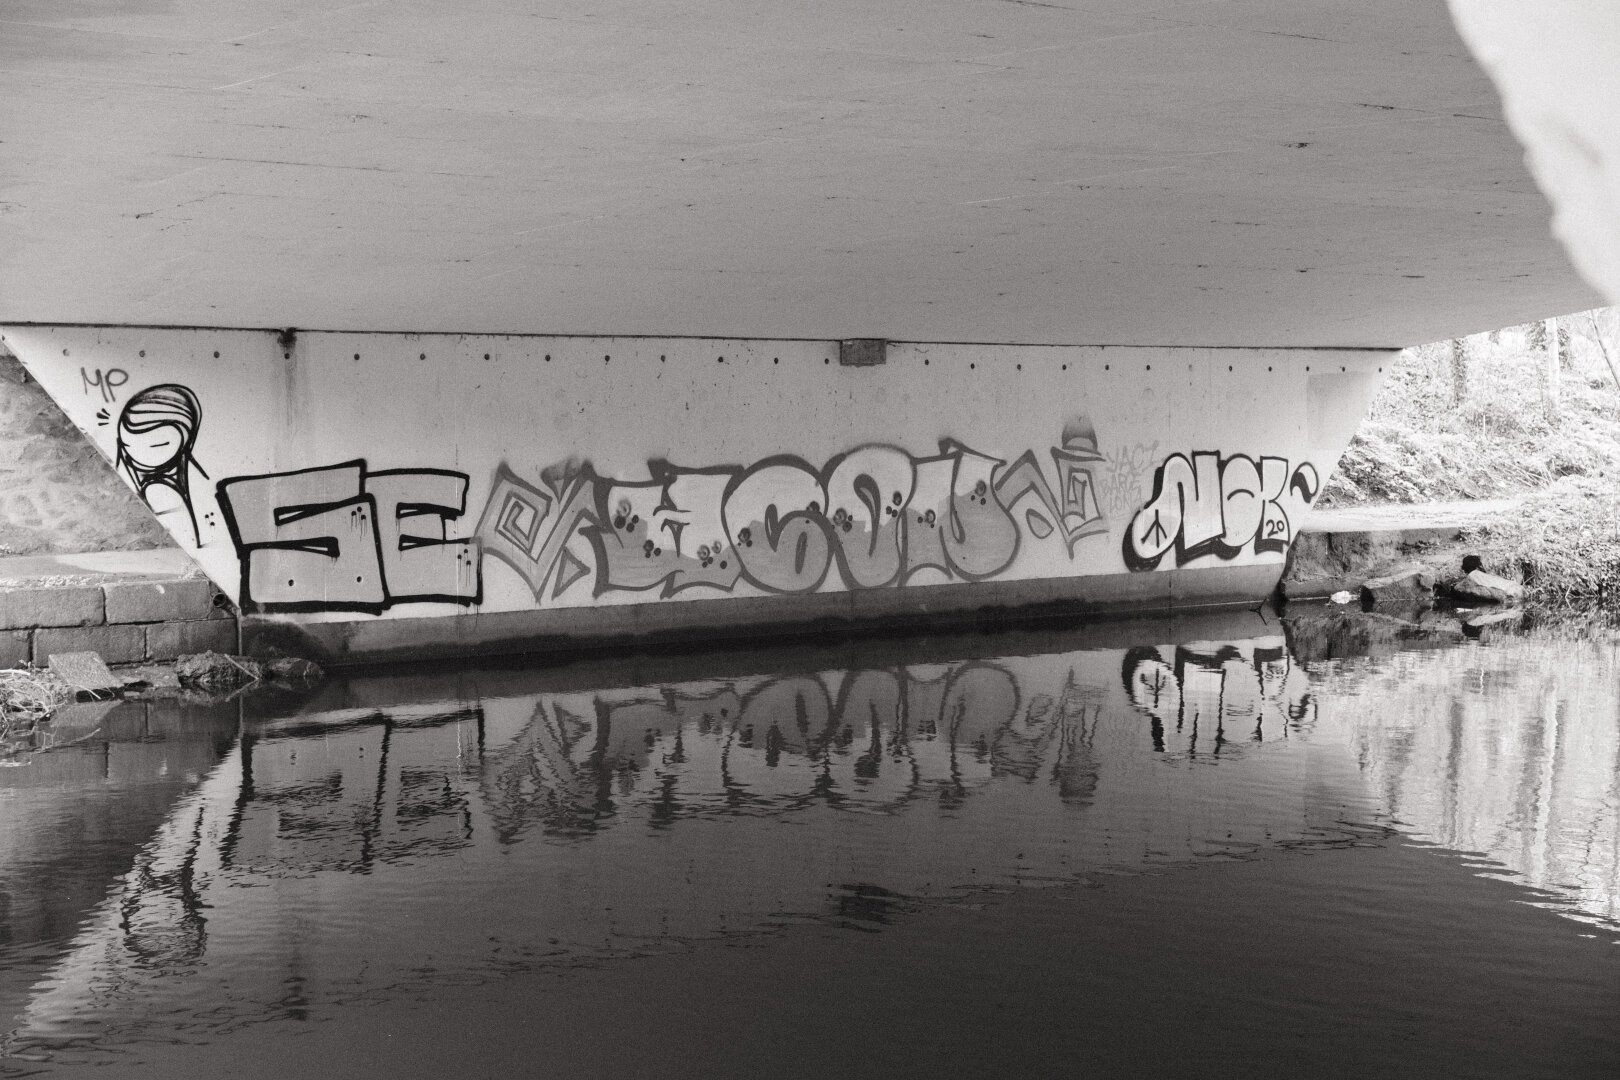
[115,384,209,547]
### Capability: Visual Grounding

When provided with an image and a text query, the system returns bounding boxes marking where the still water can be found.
[1,609,1617,1078]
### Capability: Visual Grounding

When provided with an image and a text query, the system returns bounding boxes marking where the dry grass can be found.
[1462,476,1620,609]
[0,666,73,738]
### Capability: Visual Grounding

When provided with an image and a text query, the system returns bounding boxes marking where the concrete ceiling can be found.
[0,0,1602,347]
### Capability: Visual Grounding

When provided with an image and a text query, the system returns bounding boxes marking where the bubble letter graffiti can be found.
[1122,451,1318,571]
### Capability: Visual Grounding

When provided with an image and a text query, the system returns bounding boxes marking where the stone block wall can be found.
[0,349,169,556]
[0,578,236,667]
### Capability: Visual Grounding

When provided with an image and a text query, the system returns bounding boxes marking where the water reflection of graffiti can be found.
[480,661,1103,836]
[217,461,482,613]
[1122,451,1320,571]
[1121,641,1308,753]
[478,425,1109,604]
[227,641,1311,862]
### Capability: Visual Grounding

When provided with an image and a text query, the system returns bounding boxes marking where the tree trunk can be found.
[1544,317,1560,405]
[1449,337,1469,404]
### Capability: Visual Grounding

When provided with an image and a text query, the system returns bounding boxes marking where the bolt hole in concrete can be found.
[0,611,1615,1078]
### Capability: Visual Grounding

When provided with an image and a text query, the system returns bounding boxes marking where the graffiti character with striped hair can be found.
[116,383,209,547]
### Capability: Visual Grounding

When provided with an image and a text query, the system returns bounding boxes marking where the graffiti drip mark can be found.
[1121,451,1318,572]
[217,460,482,614]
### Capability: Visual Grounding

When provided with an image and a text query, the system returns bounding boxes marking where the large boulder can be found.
[1442,569,1524,605]
[1359,564,1434,605]
[175,651,263,691]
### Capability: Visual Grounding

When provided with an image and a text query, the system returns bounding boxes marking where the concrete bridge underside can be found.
[3,1,1619,662]
[0,0,1609,347]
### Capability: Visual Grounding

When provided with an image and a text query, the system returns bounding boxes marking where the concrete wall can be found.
[0,350,168,556]
[1,326,1391,661]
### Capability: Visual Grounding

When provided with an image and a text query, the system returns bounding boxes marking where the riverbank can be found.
[1320,321,1620,612]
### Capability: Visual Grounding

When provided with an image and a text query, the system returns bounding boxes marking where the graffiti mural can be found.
[113,384,210,547]
[216,461,482,613]
[475,424,1110,605]
[189,398,1321,615]
[1122,451,1319,571]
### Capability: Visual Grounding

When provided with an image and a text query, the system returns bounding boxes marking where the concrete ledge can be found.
[147,619,238,661]
[33,624,146,666]
[1282,499,1514,601]
[243,563,1284,667]
[0,585,105,630]
[104,579,222,624]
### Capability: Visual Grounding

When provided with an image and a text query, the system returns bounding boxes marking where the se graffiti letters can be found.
[217,461,482,614]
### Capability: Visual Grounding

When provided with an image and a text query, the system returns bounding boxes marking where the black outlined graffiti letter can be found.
[366,469,482,605]
[218,461,386,613]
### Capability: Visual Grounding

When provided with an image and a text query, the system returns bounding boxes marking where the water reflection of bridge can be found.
[5,616,1618,1064]
[233,634,1311,876]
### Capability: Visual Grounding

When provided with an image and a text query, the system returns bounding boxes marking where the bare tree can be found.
[1587,309,1620,389]
[1449,336,1469,403]
[1545,316,1560,405]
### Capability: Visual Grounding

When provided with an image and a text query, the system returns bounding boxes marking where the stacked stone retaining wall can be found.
[0,349,169,556]
[1,578,236,668]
